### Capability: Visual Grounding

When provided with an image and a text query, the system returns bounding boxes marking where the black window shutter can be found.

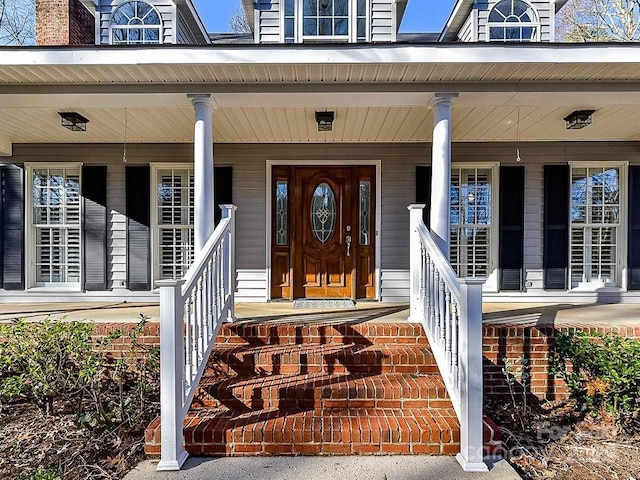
[543,165,569,289]
[499,166,525,291]
[126,166,151,291]
[415,166,432,226]
[82,166,108,291]
[629,167,640,290]
[1,165,24,290]
[214,166,233,226]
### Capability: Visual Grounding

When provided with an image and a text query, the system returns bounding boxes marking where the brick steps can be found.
[192,372,451,410]
[206,343,439,376]
[146,407,460,456]
[145,319,502,458]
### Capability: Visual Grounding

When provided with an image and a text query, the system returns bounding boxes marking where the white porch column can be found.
[189,94,216,253]
[430,93,458,260]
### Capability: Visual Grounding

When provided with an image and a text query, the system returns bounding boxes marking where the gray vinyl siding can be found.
[257,0,281,44]
[176,10,197,44]
[457,13,475,42]
[370,0,395,42]
[477,0,553,42]
[98,0,175,45]
[7,141,639,302]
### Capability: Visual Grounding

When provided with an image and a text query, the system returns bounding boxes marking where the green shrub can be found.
[552,330,640,431]
[24,468,61,480]
[0,315,159,429]
[0,318,100,415]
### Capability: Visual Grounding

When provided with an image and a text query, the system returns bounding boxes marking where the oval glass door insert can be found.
[311,182,336,244]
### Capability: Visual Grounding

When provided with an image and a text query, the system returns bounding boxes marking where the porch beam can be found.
[430,93,458,259]
[2,81,640,96]
[189,94,216,252]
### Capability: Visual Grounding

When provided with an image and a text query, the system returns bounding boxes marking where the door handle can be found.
[346,235,352,257]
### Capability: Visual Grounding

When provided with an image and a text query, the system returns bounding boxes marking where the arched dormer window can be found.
[111,1,162,45]
[488,0,539,42]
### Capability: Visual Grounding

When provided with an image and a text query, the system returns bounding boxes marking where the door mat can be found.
[292,299,356,309]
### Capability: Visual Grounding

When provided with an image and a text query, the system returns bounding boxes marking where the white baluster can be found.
[196,277,204,364]
[184,300,193,389]
[445,288,452,366]
[439,279,446,348]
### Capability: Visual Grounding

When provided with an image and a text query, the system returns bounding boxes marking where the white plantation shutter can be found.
[156,168,195,280]
[32,167,82,286]
[450,168,492,278]
[569,165,621,288]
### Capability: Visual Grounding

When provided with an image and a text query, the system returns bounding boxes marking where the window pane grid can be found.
[303,0,349,37]
[156,168,194,280]
[570,166,620,287]
[450,168,492,278]
[32,168,81,284]
[111,0,161,45]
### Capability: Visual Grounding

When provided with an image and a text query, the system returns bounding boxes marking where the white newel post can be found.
[189,94,216,253]
[156,278,188,471]
[430,93,458,260]
[220,204,237,322]
[408,204,425,323]
[456,278,488,472]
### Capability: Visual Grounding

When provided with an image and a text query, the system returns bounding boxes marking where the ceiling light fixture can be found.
[563,110,595,130]
[315,111,334,132]
[59,112,89,132]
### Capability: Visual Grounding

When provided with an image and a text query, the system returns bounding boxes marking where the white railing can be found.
[156,204,237,471]
[407,205,487,472]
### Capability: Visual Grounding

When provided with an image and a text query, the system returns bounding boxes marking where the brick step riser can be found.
[192,379,451,409]
[192,397,454,411]
[215,325,428,347]
[216,336,430,347]
[204,363,441,377]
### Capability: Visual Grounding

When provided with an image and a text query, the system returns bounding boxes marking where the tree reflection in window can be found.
[111,1,161,45]
[488,0,538,42]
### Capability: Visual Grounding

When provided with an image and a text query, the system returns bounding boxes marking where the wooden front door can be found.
[271,165,376,300]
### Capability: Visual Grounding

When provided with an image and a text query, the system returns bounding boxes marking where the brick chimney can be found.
[36,0,95,45]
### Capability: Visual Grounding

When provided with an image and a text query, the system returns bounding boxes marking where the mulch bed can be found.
[488,398,640,480]
[0,400,158,480]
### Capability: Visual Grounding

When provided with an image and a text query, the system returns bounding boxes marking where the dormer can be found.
[95,0,209,45]
[245,0,408,44]
[439,0,558,42]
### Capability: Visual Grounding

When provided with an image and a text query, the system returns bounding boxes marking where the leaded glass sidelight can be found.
[276,181,289,245]
[311,182,336,244]
[359,181,371,245]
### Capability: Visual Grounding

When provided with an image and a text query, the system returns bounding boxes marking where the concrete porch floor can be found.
[0,301,639,328]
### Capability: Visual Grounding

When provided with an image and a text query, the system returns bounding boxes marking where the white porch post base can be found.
[455,453,490,473]
[407,204,426,323]
[156,278,188,471]
[456,277,488,472]
[156,451,189,472]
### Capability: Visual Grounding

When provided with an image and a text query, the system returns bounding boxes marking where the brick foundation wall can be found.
[36,0,94,46]
[483,324,640,402]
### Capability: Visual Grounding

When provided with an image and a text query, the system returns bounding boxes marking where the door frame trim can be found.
[266,159,382,301]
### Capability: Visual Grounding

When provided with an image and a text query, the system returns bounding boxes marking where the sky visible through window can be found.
[193,0,456,34]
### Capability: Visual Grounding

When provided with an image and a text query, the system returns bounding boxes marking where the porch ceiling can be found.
[1,44,640,145]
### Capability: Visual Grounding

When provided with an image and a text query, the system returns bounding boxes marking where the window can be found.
[154,167,194,280]
[450,167,494,279]
[570,164,625,288]
[283,0,369,43]
[111,0,162,45]
[29,165,82,287]
[488,0,538,42]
